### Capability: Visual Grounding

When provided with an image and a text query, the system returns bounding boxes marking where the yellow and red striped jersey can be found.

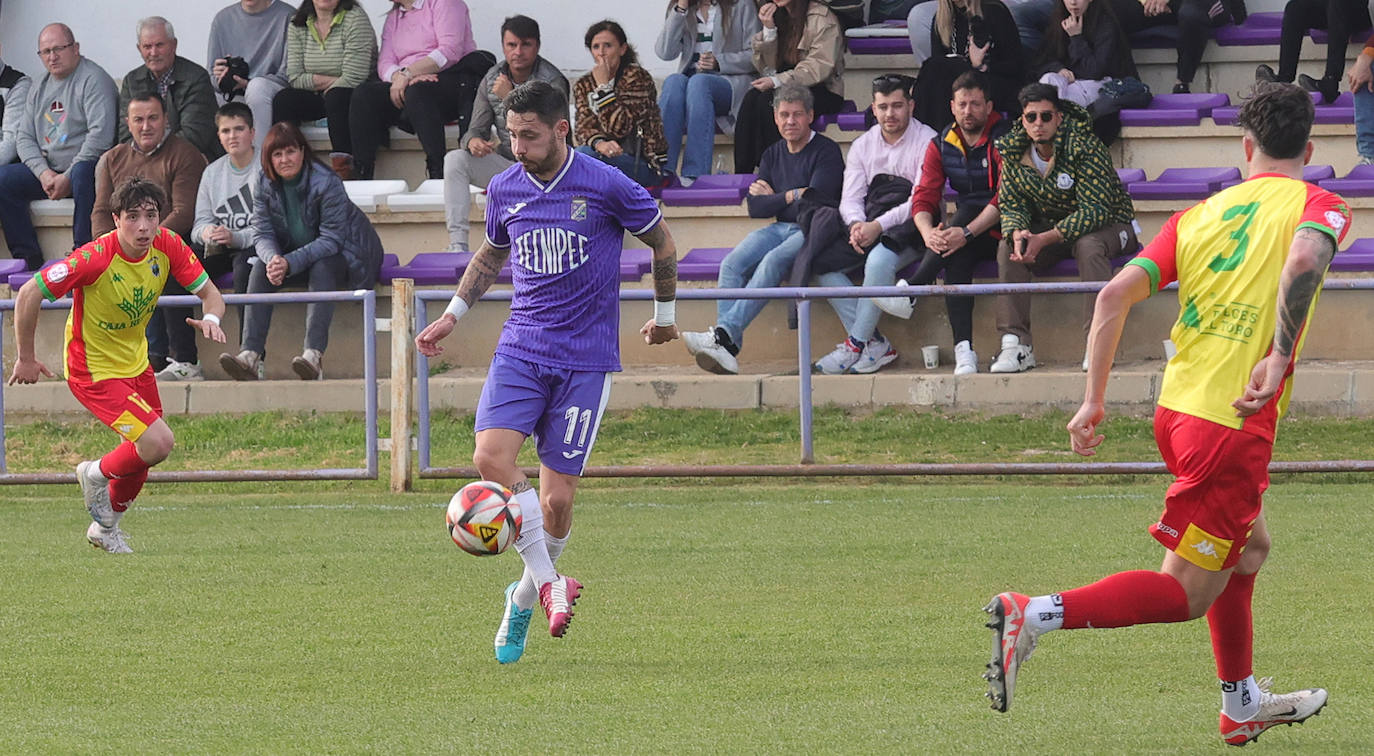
[36,229,208,384]
[1128,173,1350,440]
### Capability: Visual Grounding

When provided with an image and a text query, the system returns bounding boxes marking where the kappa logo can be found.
[506,202,528,216]
[117,424,133,435]
[1192,539,1219,559]
[561,450,584,459]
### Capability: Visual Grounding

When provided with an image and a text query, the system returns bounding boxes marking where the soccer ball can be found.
[446,481,522,556]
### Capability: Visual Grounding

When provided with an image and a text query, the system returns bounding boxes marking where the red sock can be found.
[99,441,147,478]
[1060,570,1191,629]
[1206,571,1257,681]
[109,469,148,509]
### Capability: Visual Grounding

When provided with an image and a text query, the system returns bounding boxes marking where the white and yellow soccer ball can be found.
[445,481,522,556]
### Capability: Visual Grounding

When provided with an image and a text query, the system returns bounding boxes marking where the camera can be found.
[217,56,250,98]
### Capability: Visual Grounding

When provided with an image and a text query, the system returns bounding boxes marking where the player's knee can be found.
[1237,532,1271,574]
[471,447,511,481]
[137,429,174,465]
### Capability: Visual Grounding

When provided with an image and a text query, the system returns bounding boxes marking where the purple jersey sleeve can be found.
[606,169,663,237]
[485,176,513,249]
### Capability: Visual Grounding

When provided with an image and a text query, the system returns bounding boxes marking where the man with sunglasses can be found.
[0,23,117,271]
[989,82,1136,373]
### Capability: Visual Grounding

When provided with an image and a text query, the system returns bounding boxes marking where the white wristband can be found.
[654,298,676,327]
[203,313,221,326]
[443,295,469,321]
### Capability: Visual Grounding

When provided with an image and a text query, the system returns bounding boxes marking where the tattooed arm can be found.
[415,240,512,357]
[636,221,681,345]
[1232,227,1337,417]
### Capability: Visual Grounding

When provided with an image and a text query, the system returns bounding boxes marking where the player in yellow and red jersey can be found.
[8,177,226,554]
[980,83,1349,746]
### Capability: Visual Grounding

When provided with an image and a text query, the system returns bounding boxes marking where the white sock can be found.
[1221,676,1261,721]
[512,528,570,611]
[1025,594,1065,634]
[545,528,569,564]
[511,488,557,589]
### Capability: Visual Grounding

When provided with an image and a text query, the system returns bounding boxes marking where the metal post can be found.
[363,290,379,479]
[797,299,814,464]
[0,309,6,475]
[389,279,414,492]
[414,291,432,473]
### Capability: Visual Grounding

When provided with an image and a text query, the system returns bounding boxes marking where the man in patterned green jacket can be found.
[991,83,1138,373]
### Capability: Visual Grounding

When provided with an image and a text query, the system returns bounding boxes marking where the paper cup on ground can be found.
[921,345,939,369]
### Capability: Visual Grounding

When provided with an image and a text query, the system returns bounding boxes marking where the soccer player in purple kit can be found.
[415,80,680,664]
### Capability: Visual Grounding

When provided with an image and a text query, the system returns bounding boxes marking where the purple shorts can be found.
[474,352,613,476]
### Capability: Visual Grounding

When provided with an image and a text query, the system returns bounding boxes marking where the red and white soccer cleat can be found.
[1220,678,1327,746]
[982,591,1039,713]
[539,575,582,638]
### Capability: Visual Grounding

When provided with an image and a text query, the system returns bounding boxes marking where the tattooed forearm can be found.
[638,221,678,302]
[455,240,511,308]
[1273,228,1337,357]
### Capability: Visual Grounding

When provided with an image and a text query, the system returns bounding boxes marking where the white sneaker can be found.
[291,348,324,380]
[219,350,262,381]
[86,521,133,554]
[871,278,915,319]
[156,360,203,381]
[814,338,862,374]
[683,328,739,375]
[850,336,897,374]
[954,340,978,375]
[989,334,1036,373]
[77,460,114,527]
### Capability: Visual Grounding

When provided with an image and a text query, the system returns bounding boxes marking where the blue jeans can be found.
[1357,87,1374,160]
[818,243,918,343]
[659,72,731,179]
[0,160,97,268]
[716,221,804,349]
[573,145,664,188]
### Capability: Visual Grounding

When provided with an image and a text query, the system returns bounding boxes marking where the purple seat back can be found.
[1145,93,1230,113]
[1309,26,1370,43]
[1329,237,1374,272]
[835,112,868,131]
[7,260,54,290]
[1303,164,1336,182]
[1215,13,1284,45]
[846,37,912,55]
[621,248,653,281]
[398,251,471,285]
[678,247,732,281]
[1155,167,1242,187]
[660,173,756,206]
[377,253,403,284]
[1319,165,1374,195]
[1314,92,1354,124]
[1116,168,1147,185]
[1119,110,1203,126]
[0,259,27,278]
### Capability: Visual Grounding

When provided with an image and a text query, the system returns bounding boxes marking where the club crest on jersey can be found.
[149,259,161,278]
[571,196,587,221]
[1325,210,1347,232]
[47,262,69,283]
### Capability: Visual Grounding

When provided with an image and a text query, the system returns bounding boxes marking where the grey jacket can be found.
[459,56,569,161]
[253,160,383,289]
[654,0,761,134]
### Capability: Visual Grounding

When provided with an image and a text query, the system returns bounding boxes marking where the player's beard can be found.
[518,136,564,178]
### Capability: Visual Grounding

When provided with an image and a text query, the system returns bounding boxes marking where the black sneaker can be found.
[1255,64,1280,84]
[1298,73,1339,104]
[1172,82,1191,94]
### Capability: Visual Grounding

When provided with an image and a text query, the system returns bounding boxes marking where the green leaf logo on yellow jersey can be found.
[1179,296,1201,331]
[115,286,159,327]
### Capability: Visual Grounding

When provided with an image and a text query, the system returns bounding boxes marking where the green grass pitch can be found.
[2,479,1369,753]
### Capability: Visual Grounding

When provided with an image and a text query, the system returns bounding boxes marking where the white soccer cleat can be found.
[982,591,1038,713]
[870,278,915,319]
[989,334,1036,373]
[77,460,115,528]
[156,359,204,381]
[86,521,133,554]
[1220,678,1328,746]
[954,340,978,375]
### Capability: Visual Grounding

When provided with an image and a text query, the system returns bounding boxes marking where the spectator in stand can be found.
[0,23,117,271]
[93,93,209,381]
[207,0,296,152]
[655,0,762,184]
[573,20,669,187]
[991,83,1137,373]
[911,0,1026,130]
[807,74,937,376]
[1257,0,1369,102]
[119,17,220,161]
[219,122,382,382]
[0,42,31,167]
[1035,0,1138,108]
[1346,31,1374,163]
[272,0,378,180]
[910,0,1056,63]
[443,14,569,252]
[874,71,1011,375]
[193,102,262,337]
[682,84,844,374]
[349,0,484,181]
[734,0,846,173]
[1110,0,1247,94]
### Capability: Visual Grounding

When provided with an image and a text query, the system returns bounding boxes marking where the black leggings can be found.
[732,84,845,173]
[1279,0,1371,82]
[273,86,357,155]
[349,65,468,176]
[1110,0,1224,85]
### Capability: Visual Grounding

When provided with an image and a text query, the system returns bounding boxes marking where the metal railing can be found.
[0,290,379,484]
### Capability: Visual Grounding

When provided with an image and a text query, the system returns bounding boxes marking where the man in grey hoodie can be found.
[0,23,117,270]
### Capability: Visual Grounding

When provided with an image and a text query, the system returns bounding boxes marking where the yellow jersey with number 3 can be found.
[1127,173,1350,440]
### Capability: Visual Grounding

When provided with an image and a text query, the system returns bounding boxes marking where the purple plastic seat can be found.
[1329,237,1374,272]
[1116,168,1147,186]
[1309,26,1370,43]
[1143,93,1230,113]
[1219,165,1336,192]
[0,258,27,278]
[1130,167,1242,199]
[661,173,755,206]
[1216,12,1285,45]
[835,112,868,131]
[1119,109,1204,126]
[213,270,234,290]
[1318,163,1374,195]
[846,37,912,55]
[399,251,471,285]
[377,253,403,284]
[1119,93,1229,127]
[678,247,731,281]
[620,248,653,281]
[7,260,56,289]
[1313,92,1354,124]
[812,100,858,131]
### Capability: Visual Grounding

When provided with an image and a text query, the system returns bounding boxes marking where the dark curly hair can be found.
[111,176,168,218]
[1236,82,1314,160]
